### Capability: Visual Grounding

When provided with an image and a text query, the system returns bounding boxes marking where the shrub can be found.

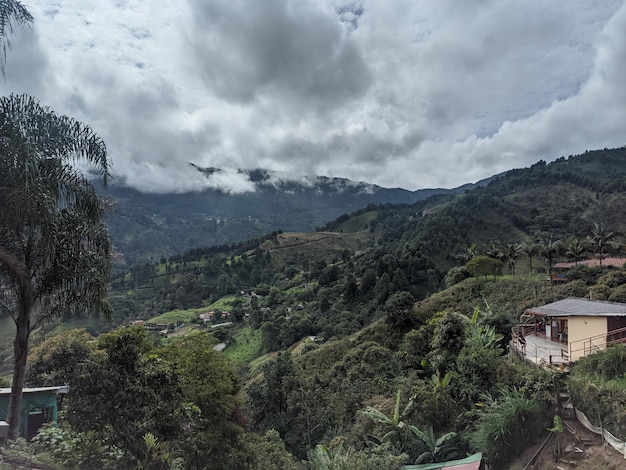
[468,387,546,466]
[31,424,124,469]
[443,267,469,288]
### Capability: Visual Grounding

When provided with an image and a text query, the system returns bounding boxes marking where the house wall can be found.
[568,316,608,362]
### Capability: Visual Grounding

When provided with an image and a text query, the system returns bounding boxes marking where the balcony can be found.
[511,326,568,367]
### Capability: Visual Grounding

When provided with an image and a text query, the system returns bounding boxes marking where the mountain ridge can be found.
[103,165,494,266]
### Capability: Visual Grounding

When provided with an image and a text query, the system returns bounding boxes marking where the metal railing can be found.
[511,325,568,366]
[569,325,626,360]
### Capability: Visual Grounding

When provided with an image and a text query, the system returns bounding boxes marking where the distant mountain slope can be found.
[103,167,489,266]
[97,146,626,329]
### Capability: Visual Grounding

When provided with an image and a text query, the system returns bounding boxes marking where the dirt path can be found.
[508,407,625,470]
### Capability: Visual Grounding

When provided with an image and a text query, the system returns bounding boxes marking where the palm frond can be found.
[0,0,33,76]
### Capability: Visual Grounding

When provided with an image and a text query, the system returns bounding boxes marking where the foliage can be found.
[466,256,502,279]
[383,291,417,333]
[568,344,626,439]
[306,441,407,470]
[572,343,626,380]
[241,430,299,470]
[157,334,244,469]
[405,374,460,434]
[66,327,182,467]
[0,93,112,440]
[428,311,468,373]
[412,425,462,464]
[547,415,564,458]
[246,352,326,458]
[0,0,33,75]
[443,266,469,288]
[31,423,123,469]
[26,329,95,387]
[468,387,546,466]
[358,390,417,452]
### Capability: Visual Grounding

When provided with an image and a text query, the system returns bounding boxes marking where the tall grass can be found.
[469,387,546,466]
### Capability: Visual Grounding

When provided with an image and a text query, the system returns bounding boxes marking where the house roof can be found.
[526,297,626,318]
[0,386,68,396]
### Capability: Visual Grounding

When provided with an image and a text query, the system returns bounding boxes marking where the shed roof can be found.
[402,453,482,469]
[526,298,626,318]
[0,386,68,396]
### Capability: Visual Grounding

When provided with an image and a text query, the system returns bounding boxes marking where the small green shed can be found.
[0,386,68,440]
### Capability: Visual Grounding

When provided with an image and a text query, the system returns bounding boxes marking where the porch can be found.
[511,327,569,367]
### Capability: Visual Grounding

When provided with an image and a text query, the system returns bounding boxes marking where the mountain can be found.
[18,146,626,469]
[103,166,491,267]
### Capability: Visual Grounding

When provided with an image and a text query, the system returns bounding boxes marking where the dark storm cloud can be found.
[186,0,372,111]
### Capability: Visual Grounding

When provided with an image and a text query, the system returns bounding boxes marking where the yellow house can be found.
[525,298,626,362]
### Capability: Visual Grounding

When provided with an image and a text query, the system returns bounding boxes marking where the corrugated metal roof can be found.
[402,453,482,470]
[526,297,626,317]
[0,386,68,395]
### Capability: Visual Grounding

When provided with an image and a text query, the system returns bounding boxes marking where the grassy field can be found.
[337,210,378,233]
[147,296,236,325]
[51,316,114,335]
[223,325,263,368]
[147,307,208,325]
[208,295,236,311]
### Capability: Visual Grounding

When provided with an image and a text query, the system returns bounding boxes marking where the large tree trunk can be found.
[6,296,31,441]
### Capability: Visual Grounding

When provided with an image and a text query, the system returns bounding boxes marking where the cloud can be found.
[2,0,625,192]
[186,0,371,110]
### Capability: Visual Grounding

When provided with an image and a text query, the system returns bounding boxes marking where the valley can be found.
[4,148,626,468]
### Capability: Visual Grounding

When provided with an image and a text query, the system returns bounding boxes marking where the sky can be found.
[3,0,626,193]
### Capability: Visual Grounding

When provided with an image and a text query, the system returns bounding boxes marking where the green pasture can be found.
[223,325,263,368]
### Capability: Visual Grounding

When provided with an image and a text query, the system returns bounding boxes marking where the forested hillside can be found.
[7,147,626,468]
[102,167,487,267]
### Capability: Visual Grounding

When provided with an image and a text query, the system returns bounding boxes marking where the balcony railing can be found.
[569,325,626,360]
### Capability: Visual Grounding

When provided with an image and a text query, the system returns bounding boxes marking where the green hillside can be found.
[8,147,626,468]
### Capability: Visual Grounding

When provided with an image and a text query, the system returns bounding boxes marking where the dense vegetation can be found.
[103,172,480,267]
[5,148,626,468]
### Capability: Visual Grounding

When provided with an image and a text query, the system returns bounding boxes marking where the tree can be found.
[157,334,245,469]
[519,241,539,273]
[0,0,33,76]
[0,94,111,440]
[588,222,616,265]
[67,327,183,467]
[25,328,95,387]
[565,237,588,265]
[465,255,501,280]
[501,243,522,276]
[539,237,562,275]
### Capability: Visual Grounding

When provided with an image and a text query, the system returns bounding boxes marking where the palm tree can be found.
[565,237,589,265]
[539,237,563,278]
[485,241,504,262]
[519,241,539,273]
[0,0,33,76]
[0,94,111,440]
[502,243,523,276]
[588,222,615,265]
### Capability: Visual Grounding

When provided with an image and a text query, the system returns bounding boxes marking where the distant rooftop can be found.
[526,297,626,317]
